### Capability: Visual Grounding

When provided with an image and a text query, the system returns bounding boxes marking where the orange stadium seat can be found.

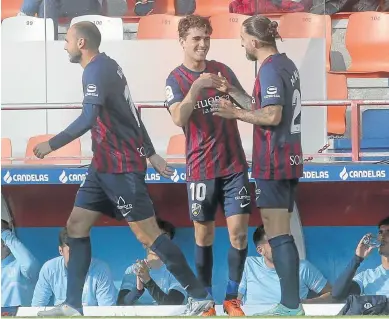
[344,12,389,73]
[1,138,12,165]
[166,134,185,163]
[137,14,181,39]
[279,13,332,71]
[327,73,347,135]
[25,134,81,165]
[210,13,250,39]
[1,0,23,20]
[194,0,230,17]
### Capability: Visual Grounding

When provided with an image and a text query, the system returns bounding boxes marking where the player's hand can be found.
[356,234,374,259]
[211,98,239,119]
[194,73,225,90]
[149,154,174,178]
[136,275,144,290]
[215,72,231,93]
[33,141,53,159]
[134,260,151,284]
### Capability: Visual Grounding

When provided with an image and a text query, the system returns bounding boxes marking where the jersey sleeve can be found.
[82,65,107,106]
[259,63,285,107]
[120,265,137,291]
[300,260,328,294]
[95,261,117,306]
[167,272,187,304]
[31,262,53,306]
[352,270,367,294]
[165,73,185,108]
[238,260,248,304]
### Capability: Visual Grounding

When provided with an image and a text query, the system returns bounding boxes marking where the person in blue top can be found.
[117,218,187,306]
[238,225,331,306]
[31,228,117,307]
[332,216,389,299]
[1,219,40,307]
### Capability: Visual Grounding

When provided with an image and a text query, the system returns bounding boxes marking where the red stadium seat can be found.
[279,13,332,71]
[327,73,347,135]
[1,0,23,20]
[166,134,186,163]
[1,138,12,165]
[194,0,230,17]
[25,134,81,165]
[344,12,389,73]
[137,14,181,39]
[210,13,250,39]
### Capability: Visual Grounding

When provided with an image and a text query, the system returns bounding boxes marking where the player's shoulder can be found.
[89,258,111,274]
[41,256,63,272]
[167,65,184,79]
[207,60,232,72]
[84,53,117,77]
[245,255,264,268]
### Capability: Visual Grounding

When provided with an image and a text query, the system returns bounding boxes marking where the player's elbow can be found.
[170,112,186,127]
[268,106,282,126]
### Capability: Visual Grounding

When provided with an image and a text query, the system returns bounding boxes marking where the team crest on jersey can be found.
[191,203,201,216]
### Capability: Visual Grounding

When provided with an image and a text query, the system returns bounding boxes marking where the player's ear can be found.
[77,37,86,50]
[59,246,63,256]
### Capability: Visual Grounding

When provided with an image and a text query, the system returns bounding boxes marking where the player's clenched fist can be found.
[33,141,53,159]
[193,73,225,90]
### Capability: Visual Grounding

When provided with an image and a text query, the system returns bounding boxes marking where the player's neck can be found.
[80,51,100,69]
[382,255,389,270]
[183,58,206,72]
[256,47,279,66]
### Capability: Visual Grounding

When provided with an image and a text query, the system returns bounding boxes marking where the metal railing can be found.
[2,99,389,162]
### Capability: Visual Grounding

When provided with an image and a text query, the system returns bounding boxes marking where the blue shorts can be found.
[186,171,251,222]
[254,179,299,212]
[74,166,155,222]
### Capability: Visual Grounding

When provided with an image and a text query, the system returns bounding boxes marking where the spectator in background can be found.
[117,218,187,306]
[229,0,256,15]
[31,228,117,307]
[229,0,311,14]
[1,219,40,307]
[332,216,389,300]
[310,0,384,14]
[238,226,332,306]
[18,0,102,39]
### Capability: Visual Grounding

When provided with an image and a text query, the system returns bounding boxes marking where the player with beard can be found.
[34,21,214,317]
[212,15,304,316]
[165,15,253,316]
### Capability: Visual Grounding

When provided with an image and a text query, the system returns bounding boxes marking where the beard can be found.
[69,52,82,63]
[246,51,257,61]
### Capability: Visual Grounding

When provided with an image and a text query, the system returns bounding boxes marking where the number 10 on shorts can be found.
[189,182,207,202]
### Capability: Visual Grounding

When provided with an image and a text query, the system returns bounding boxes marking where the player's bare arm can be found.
[212,98,282,126]
[169,73,224,127]
[217,72,253,110]
[138,119,174,178]
[33,103,100,159]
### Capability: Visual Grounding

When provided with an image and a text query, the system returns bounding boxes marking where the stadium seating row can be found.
[3,108,389,165]
[1,0,230,21]
[1,134,186,165]
[2,11,389,75]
